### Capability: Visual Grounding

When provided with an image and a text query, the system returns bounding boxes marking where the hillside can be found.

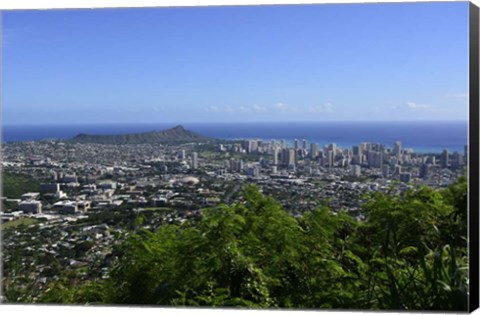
[70,125,212,144]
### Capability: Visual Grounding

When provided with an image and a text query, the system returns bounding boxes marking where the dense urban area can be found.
[0,126,469,309]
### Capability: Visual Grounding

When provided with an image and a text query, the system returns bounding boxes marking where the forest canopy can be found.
[38,178,469,310]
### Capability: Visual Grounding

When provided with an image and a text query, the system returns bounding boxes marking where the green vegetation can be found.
[2,172,40,199]
[2,217,39,230]
[33,178,469,310]
[141,207,174,212]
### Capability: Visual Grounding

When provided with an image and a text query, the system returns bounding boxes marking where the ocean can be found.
[2,121,468,154]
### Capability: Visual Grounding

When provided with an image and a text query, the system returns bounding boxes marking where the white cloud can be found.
[252,104,267,112]
[307,103,334,113]
[208,105,234,113]
[208,105,220,112]
[321,103,333,112]
[274,102,290,112]
[405,101,431,110]
[209,105,265,113]
[405,102,417,109]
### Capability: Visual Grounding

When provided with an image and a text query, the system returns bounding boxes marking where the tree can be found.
[33,180,468,310]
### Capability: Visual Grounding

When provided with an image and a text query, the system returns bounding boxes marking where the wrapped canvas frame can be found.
[0,0,479,313]
[469,2,479,312]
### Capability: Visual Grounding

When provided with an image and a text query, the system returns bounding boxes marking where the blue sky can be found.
[2,2,469,124]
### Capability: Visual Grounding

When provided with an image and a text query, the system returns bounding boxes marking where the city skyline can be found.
[3,2,469,125]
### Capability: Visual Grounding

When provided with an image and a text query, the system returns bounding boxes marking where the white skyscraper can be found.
[350,164,361,177]
[328,143,337,153]
[394,141,402,160]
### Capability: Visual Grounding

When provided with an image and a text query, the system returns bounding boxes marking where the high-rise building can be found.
[280,139,286,149]
[246,166,260,177]
[302,139,307,150]
[464,145,468,165]
[382,165,390,178]
[350,164,361,177]
[230,159,244,172]
[351,146,362,165]
[352,146,360,155]
[273,148,279,165]
[394,165,402,175]
[393,141,402,159]
[288,149,296,166]
[294,139,299,151]
[365,142,373,151]
[281,148,296,166]
[451,151,461,169]
[441,149,449,168]
[326,150,334,167]
[192,152,198,169]
[310,143,318,159]
[419,163,430,178]
[370,151,379,168]
[351,155,361,165]
[242,140,249,153]
[367,151,383,168]
[359,143,368,155]
[370,143,384,153]
[328,143,337,153]
[242,140,258,153]
[250,140,258,153]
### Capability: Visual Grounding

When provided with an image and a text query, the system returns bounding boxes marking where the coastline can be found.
[2,120,468,154]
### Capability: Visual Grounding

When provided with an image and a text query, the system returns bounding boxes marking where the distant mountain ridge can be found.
[70,125,212,144]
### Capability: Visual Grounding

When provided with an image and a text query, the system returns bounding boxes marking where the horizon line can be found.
[3,120,469,127]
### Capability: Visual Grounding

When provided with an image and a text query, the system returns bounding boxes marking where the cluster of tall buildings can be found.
[185,138,467,183]
[221,138,468,181]
[228,138,466,166]
[269,139,392,170]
